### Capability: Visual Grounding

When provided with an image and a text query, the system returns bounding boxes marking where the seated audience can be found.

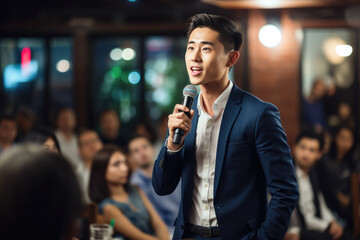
[318,125,358,229]
[55,108,81,169]
[89,145,169,240]
[77,129,103,203]
[128,134,181,234]
[284,128,354,240]
[0,144,83,240]
[0,114,17,155]
[99,110,127,148]
[24,127,61,154]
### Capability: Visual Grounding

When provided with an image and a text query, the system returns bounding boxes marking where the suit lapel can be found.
[214,86,243,196]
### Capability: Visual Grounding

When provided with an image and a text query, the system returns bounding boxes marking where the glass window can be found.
[50,38,74,114]
[91,37,141,134]
[144,36,188,122]
[0,38,46,122]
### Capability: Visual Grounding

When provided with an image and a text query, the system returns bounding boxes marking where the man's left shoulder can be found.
[234,87,278,113]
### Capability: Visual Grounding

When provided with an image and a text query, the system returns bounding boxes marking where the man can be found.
[99,109,127,148]
[128,134,181,235]
[77,129,103,203]
[284,129,354,240]
[55,108,81,169]
[152,13,298,240]
[0,115,17,154]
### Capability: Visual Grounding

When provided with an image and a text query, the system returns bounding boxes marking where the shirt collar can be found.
[197,80,233,116]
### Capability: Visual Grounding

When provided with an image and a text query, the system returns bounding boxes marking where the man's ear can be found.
[226,50,240,67]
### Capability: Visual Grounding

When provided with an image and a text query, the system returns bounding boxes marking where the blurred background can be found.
[0,0,359,147]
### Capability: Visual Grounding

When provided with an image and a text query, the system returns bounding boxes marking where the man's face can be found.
[79,131,103,162]
[294,138,322,170]
[100,112,120,136]
[0,120,17,144]
[128,137,154,169]
[185,27,231,87]
[57,109,76,132]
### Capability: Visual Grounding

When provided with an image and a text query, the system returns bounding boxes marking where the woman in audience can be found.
[89,145,169,240]
[318,125,358,229]
[24,127,61,154]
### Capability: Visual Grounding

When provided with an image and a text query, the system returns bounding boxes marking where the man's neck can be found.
[60,130,73,140]
[298,165,310,177]
[200,80,230,117]
[83,158,92,169]
[139,165,153,178]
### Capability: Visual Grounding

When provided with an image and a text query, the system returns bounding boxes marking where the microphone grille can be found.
[183,85,198,98]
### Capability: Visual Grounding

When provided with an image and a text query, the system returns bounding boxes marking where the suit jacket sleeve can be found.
[152,140,183,196]
[254,103,299,239]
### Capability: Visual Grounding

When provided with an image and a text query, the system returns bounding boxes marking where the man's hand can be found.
[328,221,343,240]
[167,104,195,151]
[283,233,299,240]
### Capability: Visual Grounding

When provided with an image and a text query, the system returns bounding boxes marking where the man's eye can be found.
[187,46,194,50]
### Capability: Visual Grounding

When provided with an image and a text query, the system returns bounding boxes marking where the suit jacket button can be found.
[159,158,164,168]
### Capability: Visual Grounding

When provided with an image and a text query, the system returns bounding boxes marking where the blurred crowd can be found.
[0,84,359,240]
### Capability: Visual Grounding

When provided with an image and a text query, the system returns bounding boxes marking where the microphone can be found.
[172,85,198,145]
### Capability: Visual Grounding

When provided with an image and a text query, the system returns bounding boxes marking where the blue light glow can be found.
[4,60,39,89]
[128,71,141,84]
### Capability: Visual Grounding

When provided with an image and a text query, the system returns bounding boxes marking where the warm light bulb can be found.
[258,24,282,48]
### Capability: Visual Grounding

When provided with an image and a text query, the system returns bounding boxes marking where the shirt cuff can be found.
[287,227,300,235]
[165,138,183,153]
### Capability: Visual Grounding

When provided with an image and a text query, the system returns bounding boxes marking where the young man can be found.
[128,134,181,235]
[0,115,17,155]
[55,108,81,169]
[152,13,298,239]
[77,129,103,203]
[284,129,354,240]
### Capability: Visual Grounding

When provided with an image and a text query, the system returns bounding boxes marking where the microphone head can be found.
[183,85,198,99]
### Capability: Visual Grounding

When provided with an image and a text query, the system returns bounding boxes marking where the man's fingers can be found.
[173,104,190,114]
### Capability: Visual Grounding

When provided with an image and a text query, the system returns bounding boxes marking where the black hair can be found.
[0,144,82,240]
[328,124,356,162]
[186,13,243,52]
[127,133,152,152]
[89,145,131,204]
[23,127,61,154]
[296,126,324,151]
[0,114,16,125]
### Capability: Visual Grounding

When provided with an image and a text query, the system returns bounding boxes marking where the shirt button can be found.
[204,183,209,188]
[205,206,209,210]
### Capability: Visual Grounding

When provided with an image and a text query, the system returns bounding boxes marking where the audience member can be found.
[0,114,17,154]
[134,121,157,144]
[154,113,169,155]
[128,134,181,234]
[302,78,328,129]
[77,129,103,203]
[15,106,36,142]
[318,125,358,229]
[284,128,354,240]
[99,110,127,148]
[55,108,81,169]
[89,145,169,240]
[0,144,83,240]
[24,127,61,154]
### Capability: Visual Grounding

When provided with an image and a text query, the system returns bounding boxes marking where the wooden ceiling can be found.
[202,0,360,9]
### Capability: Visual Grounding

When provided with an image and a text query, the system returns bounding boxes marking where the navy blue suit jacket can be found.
[152,85,299,240]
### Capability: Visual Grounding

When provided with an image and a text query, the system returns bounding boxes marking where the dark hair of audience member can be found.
[0,144,83,240]
[24,127,61,153]
[89,145,131,204]
[329,124,356,162]
[296,126,325,151]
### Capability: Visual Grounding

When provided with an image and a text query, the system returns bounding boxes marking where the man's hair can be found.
[295,126,324,151]
[186,13,243,52]
[0,144,82,240]
[127,133,152,151]
[0,114,16,125]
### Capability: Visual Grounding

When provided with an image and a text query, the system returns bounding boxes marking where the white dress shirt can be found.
[188,80,233,227]
[296,166,335,232]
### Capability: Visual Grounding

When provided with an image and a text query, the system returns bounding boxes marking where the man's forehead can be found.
[188,27,219,44]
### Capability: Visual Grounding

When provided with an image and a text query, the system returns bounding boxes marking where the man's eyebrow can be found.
[187,40,215,46]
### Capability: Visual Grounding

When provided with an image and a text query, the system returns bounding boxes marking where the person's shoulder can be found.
[235,87,278,112]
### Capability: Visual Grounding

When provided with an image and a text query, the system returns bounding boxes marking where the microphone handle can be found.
[172,96,194,145]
